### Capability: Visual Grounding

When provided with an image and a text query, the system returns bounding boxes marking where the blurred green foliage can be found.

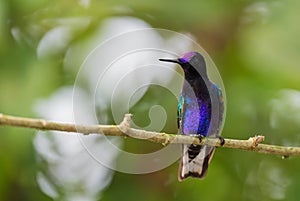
[1,0,300,201]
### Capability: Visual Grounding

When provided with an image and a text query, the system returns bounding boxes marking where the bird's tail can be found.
[178,144,215,181]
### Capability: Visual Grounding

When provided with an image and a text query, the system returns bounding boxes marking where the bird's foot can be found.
[216,135,225,146]
[197,135,205,142]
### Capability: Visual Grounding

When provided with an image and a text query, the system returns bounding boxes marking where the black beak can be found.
[159,58,181,64]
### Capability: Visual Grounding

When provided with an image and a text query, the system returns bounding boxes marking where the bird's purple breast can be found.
[182,96,211,136]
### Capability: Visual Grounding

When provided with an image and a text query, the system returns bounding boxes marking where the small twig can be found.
[1,113,300,157]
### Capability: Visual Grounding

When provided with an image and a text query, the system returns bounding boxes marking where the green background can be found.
[1,0,300,200]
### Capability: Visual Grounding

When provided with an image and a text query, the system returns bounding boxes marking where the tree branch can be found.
[0,113,299,157]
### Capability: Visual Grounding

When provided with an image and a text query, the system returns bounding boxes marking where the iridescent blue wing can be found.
[177,96,185,130]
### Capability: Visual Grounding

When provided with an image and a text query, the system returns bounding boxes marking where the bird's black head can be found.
[159,52,207,79]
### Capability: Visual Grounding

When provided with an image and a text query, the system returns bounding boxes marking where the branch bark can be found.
[0,113,299,157]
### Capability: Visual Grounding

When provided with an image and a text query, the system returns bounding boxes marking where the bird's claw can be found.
[197,135,205,142]
[217,135,225,146]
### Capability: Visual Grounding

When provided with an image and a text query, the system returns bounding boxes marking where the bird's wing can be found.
[211,83,224,135]
[205,82,224,137]
[214,83,224,132]
[177,96,185,131]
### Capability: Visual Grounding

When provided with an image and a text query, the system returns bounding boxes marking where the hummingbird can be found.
[159,52,225,181]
